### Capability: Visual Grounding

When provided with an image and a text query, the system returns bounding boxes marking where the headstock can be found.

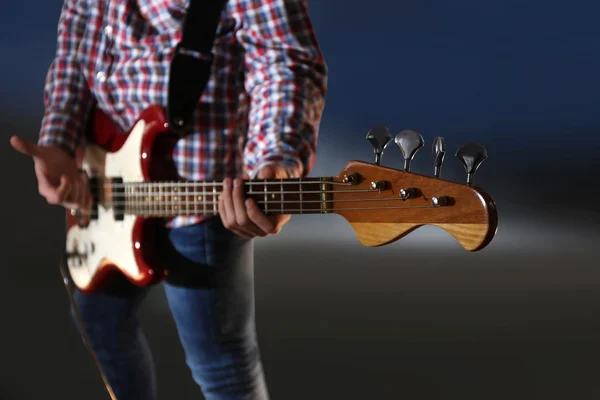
[331,128,498,251]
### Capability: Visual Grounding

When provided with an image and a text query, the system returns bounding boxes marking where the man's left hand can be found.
[218,165,293,238]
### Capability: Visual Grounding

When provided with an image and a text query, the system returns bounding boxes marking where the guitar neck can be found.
[101,177,336,217]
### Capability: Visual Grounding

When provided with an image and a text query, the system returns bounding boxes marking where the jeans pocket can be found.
[165,217,246,289]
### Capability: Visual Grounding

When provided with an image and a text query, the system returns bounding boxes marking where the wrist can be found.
[37,138,76,159]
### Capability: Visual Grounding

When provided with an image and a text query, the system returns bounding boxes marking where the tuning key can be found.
[394,130,424,171]
[366,126,393,165]
[432,136,446,178]
[455,142,488,185]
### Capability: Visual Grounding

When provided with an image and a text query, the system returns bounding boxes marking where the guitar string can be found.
[105,197,413,203]
[101,180,354,187]
[107,190,388,196]
[76,180,444,216]
[84,192,442,211]
[72,204,438,217]
[73,194,440,214]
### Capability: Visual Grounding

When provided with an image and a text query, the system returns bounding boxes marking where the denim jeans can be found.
[71,217,269,399]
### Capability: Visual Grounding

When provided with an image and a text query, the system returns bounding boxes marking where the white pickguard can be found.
[66,119,149,291]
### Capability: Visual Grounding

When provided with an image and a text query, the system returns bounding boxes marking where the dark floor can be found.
[3,212,600,399]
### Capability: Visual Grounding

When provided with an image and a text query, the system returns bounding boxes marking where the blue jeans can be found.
[71,217,269,399]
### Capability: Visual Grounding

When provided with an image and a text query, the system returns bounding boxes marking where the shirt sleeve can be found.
[233,0,328,178]
[38,0,94,157]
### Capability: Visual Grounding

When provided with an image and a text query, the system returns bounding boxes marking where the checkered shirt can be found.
[37,0,328,227]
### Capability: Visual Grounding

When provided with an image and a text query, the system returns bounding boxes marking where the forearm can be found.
[38,0,93,157]
[236,0,328,178]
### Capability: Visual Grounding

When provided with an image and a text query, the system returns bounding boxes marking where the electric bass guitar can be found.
[64,106,498,294]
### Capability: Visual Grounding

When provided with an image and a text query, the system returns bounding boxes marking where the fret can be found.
[140,182,142,216]
[212,181,217,215]
[176,185,180,215]
[149,183,153,216]
[320,178,331,214]
[133,182,140,216]
[133,182,138,215]
[203,183,207,216]
[191,183,194,215]
[171,185,175,215]
[136,182,140,215]
[280,179,283,214]
[264,180,268,213]
[190,183,195,216]
[162,184,165,216]
[148,182,152,216]
[137,183,140,215]
[158,183,162,216]
[152,184,155,215]
[135,182,139,215]
[247,180,254,215]
[161,182,165,215]
[183,183,187,216]
[157,183,161,216]
[172,184,176,215]
[299,181,303,214]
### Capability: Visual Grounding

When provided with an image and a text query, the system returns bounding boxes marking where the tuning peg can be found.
[394,130,424,171]
[366,126,393,165]
[455,142,488,185]
[432,136,446,178]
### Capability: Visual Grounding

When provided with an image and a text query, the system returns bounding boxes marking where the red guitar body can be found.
[65,106,178,294]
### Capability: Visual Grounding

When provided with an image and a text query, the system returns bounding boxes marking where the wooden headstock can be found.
[330,160,498,251]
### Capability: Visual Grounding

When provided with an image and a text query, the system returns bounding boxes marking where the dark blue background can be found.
[2,1,599,399]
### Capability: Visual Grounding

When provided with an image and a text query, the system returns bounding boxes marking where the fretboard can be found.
[104,178,334,217]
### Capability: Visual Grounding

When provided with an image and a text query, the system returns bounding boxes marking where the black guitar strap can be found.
[167,0,228,135]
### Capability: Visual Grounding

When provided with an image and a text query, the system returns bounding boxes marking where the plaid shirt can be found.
[38,0,328,227]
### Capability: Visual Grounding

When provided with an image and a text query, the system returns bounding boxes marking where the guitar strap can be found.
[167,0,228,135]
[63,2,228,399]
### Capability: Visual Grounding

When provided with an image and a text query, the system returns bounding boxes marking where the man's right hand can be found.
[10,136,91,211]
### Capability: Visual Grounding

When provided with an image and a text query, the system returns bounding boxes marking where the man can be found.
[10,0,328,399]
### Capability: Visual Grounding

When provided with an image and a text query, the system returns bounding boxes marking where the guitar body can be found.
[65,106,176,294]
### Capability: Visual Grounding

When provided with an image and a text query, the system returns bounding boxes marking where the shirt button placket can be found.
[96,71,107,83]
[96,25,113,85]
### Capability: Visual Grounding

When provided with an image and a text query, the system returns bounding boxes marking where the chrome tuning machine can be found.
[432,136,446,178]
[394,130,424,172]
[366,126,393,165]
[456,142,488,185]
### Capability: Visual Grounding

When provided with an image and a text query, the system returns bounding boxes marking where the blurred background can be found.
[2,0,600,399]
